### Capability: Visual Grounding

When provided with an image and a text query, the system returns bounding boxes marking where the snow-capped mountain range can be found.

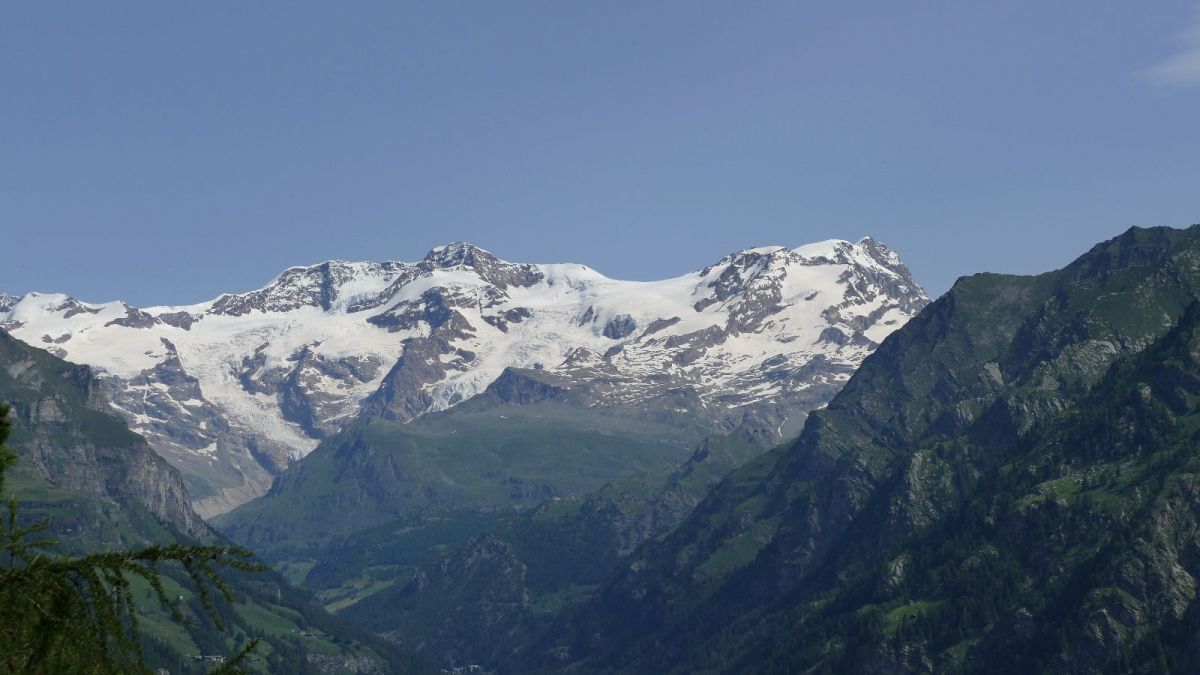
[1,239,927,517]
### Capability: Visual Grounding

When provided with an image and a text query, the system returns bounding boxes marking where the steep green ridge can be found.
[777,297,1200,673]
[516,224,1200,673]
[216,397,708,560]
[216,413,763,669]
[133,564,430,674]
[0,329,431,674]
[313,431,765,668]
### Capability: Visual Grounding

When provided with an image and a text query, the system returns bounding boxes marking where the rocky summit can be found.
[1,238,927,516]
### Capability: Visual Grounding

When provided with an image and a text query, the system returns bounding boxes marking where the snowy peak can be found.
[19,293,103,319]
[359,237,929,426]
[208,260,408,317]
[420,242,544,290]
[0,293,20,314]
[686,238,922,334]
[1,237,930,516]
[855,236,904,266]
[700,238,907,282]
[423,241,494,265]
[422,242,501,271]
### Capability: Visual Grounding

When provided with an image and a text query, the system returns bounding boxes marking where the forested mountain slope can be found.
[520,225,1200,674]
[0,328,430,674]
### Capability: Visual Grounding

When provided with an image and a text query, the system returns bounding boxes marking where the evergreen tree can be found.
[0,405,263,673]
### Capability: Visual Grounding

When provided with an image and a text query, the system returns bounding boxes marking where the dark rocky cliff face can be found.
[0,329,208,542]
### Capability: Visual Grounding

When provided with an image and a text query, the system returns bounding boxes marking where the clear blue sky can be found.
[3,2,1199,305]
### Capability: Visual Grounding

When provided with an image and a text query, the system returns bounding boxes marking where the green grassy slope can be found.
[216,399,707,560]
